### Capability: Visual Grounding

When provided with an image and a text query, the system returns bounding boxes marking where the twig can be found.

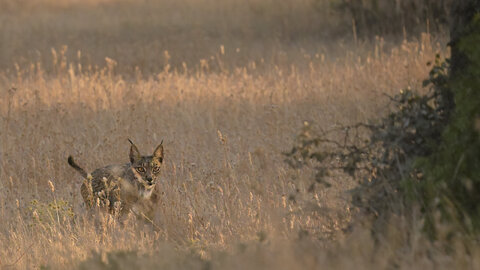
[3,243,34,269]
[130,208,162,232]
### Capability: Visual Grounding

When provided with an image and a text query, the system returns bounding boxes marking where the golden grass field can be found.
[2,0,478,269]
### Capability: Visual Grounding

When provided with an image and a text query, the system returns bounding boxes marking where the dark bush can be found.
[285,57,452,231]
[286,2,480,239]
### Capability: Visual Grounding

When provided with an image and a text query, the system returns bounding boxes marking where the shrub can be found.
[285,58,452,231]
[285,7,480,240]
[415,13,480,237]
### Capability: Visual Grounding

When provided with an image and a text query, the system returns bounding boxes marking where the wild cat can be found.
[67,139,164,218]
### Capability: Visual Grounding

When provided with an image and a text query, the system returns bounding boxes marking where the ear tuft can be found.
[128,139,141,163]
[153,140,164,162]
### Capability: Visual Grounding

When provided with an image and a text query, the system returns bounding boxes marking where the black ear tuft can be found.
[128,139,141,163]
[68,156,75,166]
[153,140,164,161]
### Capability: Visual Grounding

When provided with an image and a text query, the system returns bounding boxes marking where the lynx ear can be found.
[153,140,164,162]
[128,139,141,163]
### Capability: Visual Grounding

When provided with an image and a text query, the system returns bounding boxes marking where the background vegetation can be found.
[0,0,477,269]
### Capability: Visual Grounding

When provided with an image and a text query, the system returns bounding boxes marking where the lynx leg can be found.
[81,179,95,208]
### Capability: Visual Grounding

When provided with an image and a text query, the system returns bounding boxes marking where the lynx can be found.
[68,139,164,217]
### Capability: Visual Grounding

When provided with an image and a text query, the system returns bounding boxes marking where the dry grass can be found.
[1,1,473,269]
[0,0,348,75]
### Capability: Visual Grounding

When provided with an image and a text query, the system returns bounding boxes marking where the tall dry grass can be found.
[0,1,470,269]
[0,0,379,75]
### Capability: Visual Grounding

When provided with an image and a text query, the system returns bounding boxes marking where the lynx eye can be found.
[136,167,145,173]
[153,166,161,174]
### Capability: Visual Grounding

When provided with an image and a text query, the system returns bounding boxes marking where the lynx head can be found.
[128,139,164,190]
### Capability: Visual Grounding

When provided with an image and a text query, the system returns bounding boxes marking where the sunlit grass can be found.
[0,1,465,269]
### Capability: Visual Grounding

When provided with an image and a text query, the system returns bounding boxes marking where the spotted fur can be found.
[68,139,164,217]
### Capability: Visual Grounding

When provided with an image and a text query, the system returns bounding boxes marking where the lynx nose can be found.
[146,177,154,185]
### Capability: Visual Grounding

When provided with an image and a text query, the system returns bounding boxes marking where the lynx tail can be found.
[67,156,89,179]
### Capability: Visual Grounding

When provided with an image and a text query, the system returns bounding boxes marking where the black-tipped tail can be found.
[68,156,89,179]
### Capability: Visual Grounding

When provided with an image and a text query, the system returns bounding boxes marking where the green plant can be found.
[415,13,480,237]
[28,199,75,225]
[285,54,453,233]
